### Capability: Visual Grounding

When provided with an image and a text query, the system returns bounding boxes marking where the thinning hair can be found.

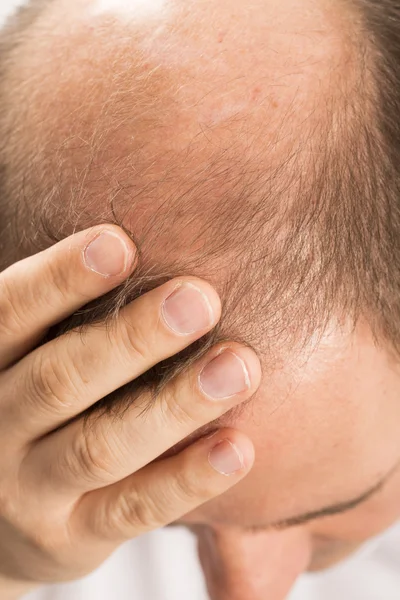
[0,0,399,431]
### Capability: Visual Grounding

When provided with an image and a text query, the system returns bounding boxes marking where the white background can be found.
[0,0,29,27]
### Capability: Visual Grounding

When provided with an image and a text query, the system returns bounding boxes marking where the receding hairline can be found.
[0,0,400,424]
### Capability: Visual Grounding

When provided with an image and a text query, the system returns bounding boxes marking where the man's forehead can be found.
[0,0,382,441]
[7,0,358,227]
[91,0,169,22]
[35,0,351,79]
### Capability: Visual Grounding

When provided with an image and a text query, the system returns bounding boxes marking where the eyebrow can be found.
[248,461,400,531]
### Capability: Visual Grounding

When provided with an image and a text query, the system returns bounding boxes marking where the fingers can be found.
[1,277,222,443]
[70,428,255,543]
[24,343,261,497]
[0,225,137,370]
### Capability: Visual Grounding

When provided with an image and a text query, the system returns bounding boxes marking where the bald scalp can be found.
[0,0,399,427]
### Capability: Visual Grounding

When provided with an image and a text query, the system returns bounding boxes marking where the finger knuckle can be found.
[160,377,203,428]
[45,254,75,302]
[71,427,115,484]
[118,318,151,365]
[0,277,28,338]
[174,463,207,502]
[27,351,76,414]
[112,488,164,534]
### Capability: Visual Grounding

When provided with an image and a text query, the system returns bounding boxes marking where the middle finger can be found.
[25,342,261,497]
[0,277,220,445]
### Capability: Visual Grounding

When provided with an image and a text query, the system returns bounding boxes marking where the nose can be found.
[194,525,312,600]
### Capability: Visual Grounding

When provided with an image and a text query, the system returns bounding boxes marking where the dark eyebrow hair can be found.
[247,460,400,531]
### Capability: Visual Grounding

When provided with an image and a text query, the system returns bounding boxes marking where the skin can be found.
[187,323,400,596]
[2,0,400,598]
[0,226,260,600]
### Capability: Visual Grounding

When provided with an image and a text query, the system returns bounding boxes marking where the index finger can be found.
[0,225,137,370]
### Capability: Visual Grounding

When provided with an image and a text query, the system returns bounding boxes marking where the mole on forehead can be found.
[90,0,170,22]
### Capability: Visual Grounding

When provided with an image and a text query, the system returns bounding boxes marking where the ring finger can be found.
[0,277,221,444]
[72,428,255,545]
[23,343,261,498]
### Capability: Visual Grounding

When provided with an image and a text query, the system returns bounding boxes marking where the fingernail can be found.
[161,283,215,335]
[208,440,244,475]
[199,351,251,399]
[84,231,134,277]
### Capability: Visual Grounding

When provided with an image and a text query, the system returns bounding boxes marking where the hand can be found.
[0,225,261,599]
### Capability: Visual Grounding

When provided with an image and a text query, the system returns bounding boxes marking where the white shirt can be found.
[21,521,400,600]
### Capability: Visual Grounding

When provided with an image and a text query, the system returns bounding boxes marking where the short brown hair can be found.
[0,0,399,430]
